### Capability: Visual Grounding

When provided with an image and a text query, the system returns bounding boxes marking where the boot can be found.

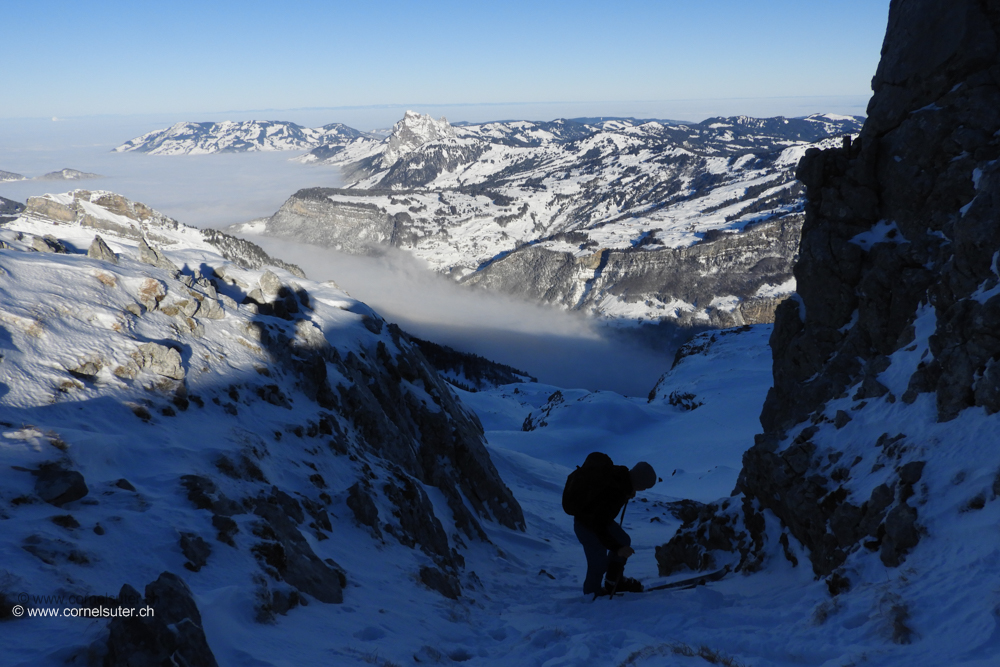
[618,576,644,592]
[605,575,643,593]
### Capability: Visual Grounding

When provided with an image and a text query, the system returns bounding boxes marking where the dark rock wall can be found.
[753,0,1000,571]
[658,0,1000,578]
[764,0,1000,431]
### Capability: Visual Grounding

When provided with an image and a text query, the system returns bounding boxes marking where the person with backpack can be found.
[562,452,657,597]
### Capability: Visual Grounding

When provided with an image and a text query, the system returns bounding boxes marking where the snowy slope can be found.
[113,121,371,155]
[0,190,524,665]
[449,325,1000,667]
[0,225,991,666]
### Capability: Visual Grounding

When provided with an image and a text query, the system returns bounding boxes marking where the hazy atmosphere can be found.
[245,236,685,395]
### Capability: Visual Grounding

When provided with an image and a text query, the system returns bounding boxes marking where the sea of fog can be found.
[0,113,719,396]
[0,115,344,228]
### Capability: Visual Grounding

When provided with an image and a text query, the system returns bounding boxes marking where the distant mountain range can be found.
[229,110,863,325]
[36,168,103,180]
[0,168,102,181]
[113,120,370,155]
[114,111,863,325]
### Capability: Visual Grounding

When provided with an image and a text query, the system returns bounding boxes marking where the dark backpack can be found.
[562,452,614,516]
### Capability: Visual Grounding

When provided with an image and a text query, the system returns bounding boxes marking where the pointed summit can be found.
[382,111,456,166]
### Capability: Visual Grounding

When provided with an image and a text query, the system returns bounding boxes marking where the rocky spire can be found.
[382,110,457,166]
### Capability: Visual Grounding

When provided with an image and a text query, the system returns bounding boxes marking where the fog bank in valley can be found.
[245,236,685,397]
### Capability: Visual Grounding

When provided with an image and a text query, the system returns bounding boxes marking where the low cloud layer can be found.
[248,236,685,396]
[0,116,341,229]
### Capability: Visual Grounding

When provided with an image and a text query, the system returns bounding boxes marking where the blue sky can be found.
[6,0,891,123]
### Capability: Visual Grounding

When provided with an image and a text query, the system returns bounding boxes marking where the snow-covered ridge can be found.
[0,168,101,182]
[14,190,303,276]
[113,120,372,155]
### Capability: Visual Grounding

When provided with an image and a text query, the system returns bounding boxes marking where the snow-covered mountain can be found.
[1,169,26,182]
[113,121,371,155]
[239,110,862,325]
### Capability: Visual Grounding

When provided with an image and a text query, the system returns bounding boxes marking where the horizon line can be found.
[2,94,871,123]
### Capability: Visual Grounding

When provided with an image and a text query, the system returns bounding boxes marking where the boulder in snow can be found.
[133,342,184,380]
[87,234,118,263]
[34,464,89,507]
[137,237,179,272]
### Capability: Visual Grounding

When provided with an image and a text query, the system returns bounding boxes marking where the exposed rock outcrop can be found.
[32,234,68,254]
[133,342,185,380]
[104,573,219,667]
[251,490,346,604]
[138,237,180,272]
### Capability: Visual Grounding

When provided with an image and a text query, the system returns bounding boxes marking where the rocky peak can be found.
[382,111,457,166]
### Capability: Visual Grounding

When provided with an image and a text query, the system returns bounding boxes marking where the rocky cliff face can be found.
[467,214,802,326]
[766,0,1000,429]
[657,0,1000,586]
